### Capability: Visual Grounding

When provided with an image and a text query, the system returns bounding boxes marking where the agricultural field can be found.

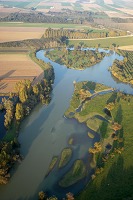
[0,52,43,93]
[69,36,133,48]
[0,6,21,18]
[0,27,46,43]
[0,22,90,29]
[0,0,132,14]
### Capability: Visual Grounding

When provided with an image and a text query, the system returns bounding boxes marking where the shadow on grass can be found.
[82,82,96,91]
[77,156,133,200]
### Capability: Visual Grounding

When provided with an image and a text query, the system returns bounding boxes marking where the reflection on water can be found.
[0,49,133,200]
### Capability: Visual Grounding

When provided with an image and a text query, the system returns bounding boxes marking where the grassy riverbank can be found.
[110,50,133,85]
[59,148,72,168]
[46,156,58,176]
[59,160,87,187]
[65,81,133,200]
[65,81,111,118]
[0,50,55,185]
[68,36,133,48]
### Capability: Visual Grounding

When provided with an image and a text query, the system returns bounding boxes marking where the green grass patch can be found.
[88,132,95,139]
[0,22,88,29]
[0,1,30,8]
[61,2,71,6]
[59,148,72,168]
[68,137,74,145]
[69,36,133,48]
[46,156,58,175]
[37,6,52,9]
[75,88,133,200]
[59,160,87,187]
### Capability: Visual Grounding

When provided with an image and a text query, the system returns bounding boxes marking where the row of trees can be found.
[0,59,55,184]
[0,10,104,24]
[44,28,127,40]
[0,139,20,184]
[111,50,133,84]
[1,77,53,130]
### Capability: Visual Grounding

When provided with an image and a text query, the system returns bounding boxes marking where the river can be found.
[0,49,133,200]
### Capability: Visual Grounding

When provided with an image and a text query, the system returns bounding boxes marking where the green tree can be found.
[15,103,24,121]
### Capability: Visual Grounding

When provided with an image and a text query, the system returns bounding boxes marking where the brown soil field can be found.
[117,8,133,16]
[105,11,131,18]
[0,27,46,43]
[0,53,43,93]
[0,6,20,13]
[82,3,102,11]
[117,23,133,32]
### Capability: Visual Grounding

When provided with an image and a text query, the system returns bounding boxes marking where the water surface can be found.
[0,49,133,200]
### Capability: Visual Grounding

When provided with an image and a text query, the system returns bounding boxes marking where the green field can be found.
[0,1,30,8]
[69,36,133,48]
[61,2,71,6]
[66,81,133,200]
[59,148,72,168]
[0,22,89,29]
[60,160,87,187]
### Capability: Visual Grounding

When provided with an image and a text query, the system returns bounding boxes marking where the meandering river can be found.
[0,49,133,200]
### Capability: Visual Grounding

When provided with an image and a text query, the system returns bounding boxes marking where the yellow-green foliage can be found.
[111,50,133,84]
[59,148,72,168]
[59,160,87,187]
[47,156,58,175]
[46,49,105,70]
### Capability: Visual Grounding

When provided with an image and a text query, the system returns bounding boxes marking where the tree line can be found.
[44,28,127,40]
[0,10,106,24]
[0,61,54,184]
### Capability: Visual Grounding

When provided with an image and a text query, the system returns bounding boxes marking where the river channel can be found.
[0,49,133,200]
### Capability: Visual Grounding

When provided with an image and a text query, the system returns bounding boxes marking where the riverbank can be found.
[1,48,133,200]
[65,81,133,200]
[0,51,55,185]
[110,50,133,85]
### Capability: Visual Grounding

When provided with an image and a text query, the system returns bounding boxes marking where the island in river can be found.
[45,48,105,70]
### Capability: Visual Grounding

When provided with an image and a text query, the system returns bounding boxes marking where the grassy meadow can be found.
[65,81,133,200]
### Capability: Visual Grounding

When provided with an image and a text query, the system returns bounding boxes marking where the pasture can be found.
[69,36,133,48]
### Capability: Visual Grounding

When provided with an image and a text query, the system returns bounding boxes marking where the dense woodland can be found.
[0,37,65,49]
[111,50,133,84]
[0,10,107,24]
[45,48,105,70]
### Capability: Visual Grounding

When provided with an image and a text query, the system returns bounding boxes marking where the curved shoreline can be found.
[0,48,133,200]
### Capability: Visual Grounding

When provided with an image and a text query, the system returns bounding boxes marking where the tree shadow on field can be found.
[0,70,15,80]
[78,156,133,200]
